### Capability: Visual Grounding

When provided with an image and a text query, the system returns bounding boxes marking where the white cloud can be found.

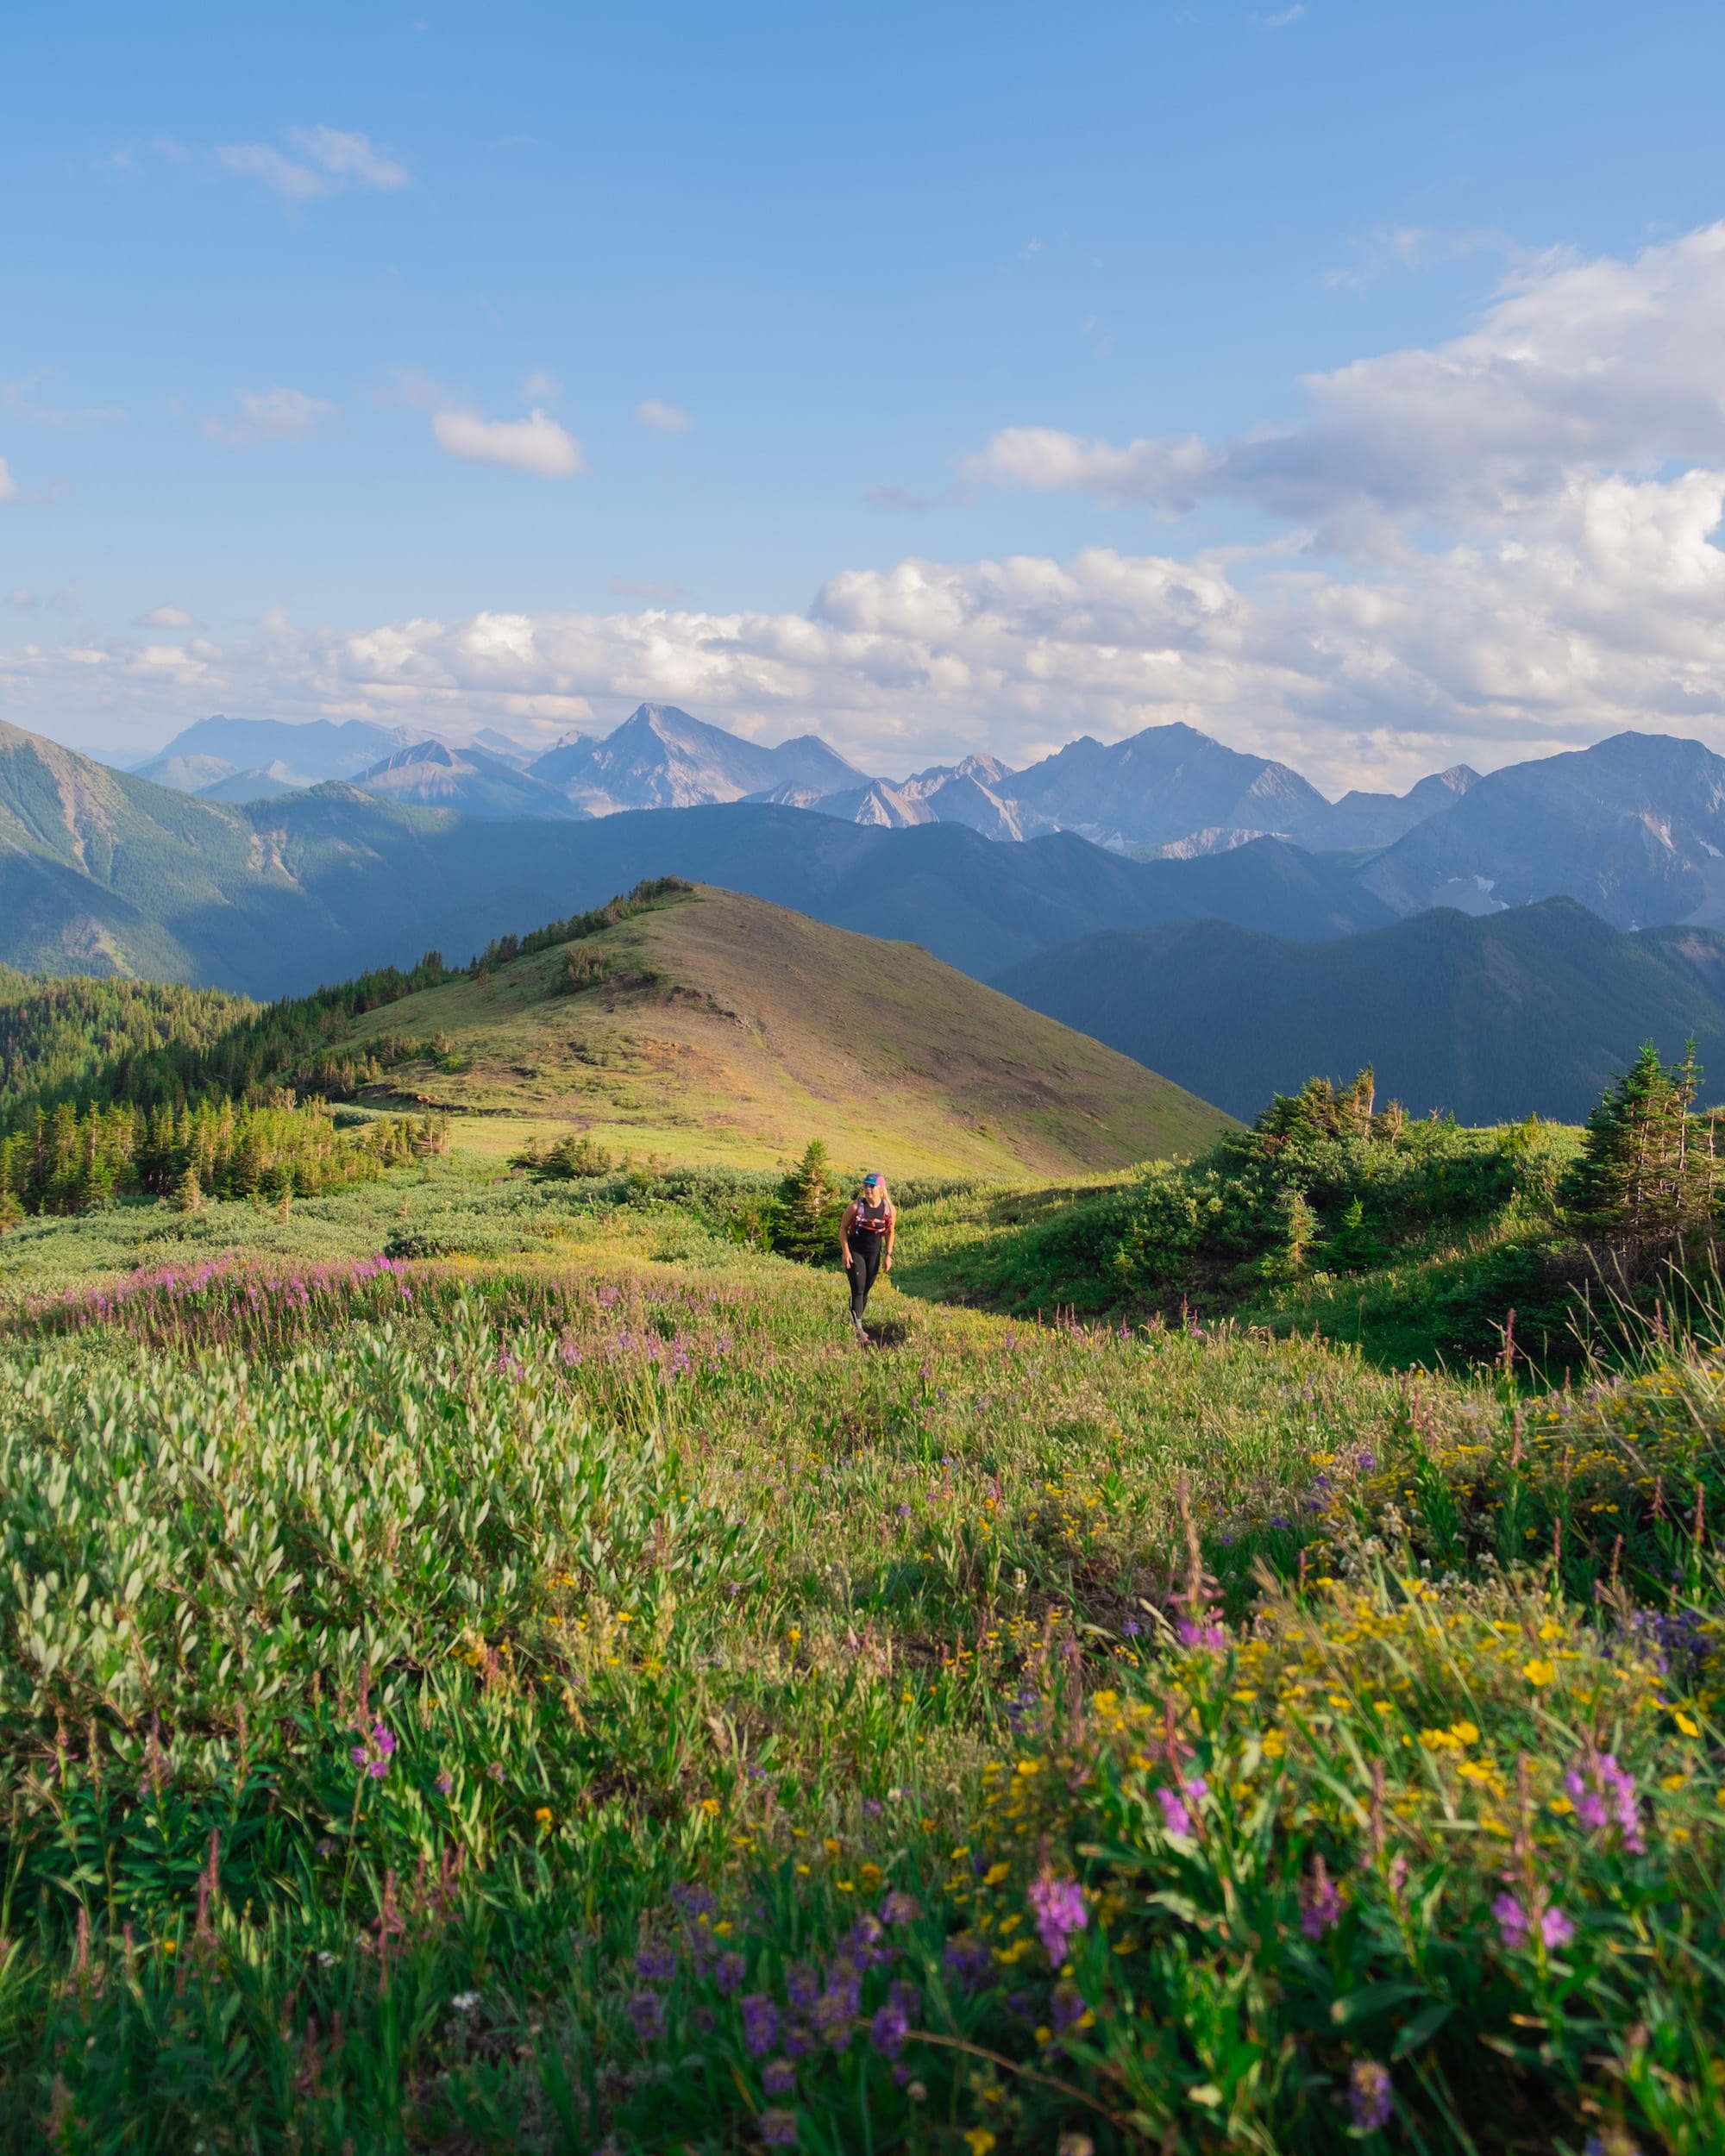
[1321,224,1509,291]
[288,125,408,191]
[636,399,692,434]
[969,221,1725,555]
[1254,3,1305,22]
[135,604,193,628]
[0,458,17,504]
[6,588,34,609]
[2,374,125,429]
[431,406,584,478]
[204,388,337,446]
[217,126,407,200]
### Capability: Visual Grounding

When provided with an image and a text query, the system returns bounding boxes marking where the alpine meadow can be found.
[10,6,1725,2152]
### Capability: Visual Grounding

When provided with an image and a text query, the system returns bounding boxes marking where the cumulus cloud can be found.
[204,388,337,446]
[636,399,692,434]
[431,406,584,478]
[135,604,193,628]
[216,126,408,200]
[10,462,1725,791]
[969,222,1725,554]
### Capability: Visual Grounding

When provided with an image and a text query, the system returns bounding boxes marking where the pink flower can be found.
[1493,1892,1573,1951]
[1026,1872,1088,1964]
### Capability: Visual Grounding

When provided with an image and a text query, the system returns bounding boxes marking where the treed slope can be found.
[0,721,1389,996]
[331,885,1233,1176]
[0,968,254,1118]
[992,899,1725,1125]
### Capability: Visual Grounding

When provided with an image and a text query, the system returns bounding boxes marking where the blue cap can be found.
[863,1173,881,1186]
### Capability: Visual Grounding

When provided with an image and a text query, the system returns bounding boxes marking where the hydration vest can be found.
[854,1195,892,1235]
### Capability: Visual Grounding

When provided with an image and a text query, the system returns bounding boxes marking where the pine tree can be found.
[173,1162,205,1214]
[1566,1039,1720,1241]
[774,1140,846,1265]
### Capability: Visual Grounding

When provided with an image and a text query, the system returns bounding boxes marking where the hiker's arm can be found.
[839,1202,856,1267]
[884,1206,895,1268]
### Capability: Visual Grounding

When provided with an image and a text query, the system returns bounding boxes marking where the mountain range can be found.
[0,717,1392,994]
[993,899,1725,1125]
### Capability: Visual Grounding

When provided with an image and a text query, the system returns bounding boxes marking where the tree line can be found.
[0,1096,449,1225]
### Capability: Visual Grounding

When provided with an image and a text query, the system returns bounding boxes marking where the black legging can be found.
[846,1232,886,1320]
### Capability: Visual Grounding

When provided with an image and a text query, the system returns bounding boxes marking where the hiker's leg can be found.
[852,1237,881,1319]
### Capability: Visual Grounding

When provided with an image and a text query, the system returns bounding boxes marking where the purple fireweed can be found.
[1300,1856,1344,1940]
[1027,1872,1088,1964]
[1565,1752,1645,1853]
[350,1721,396,1780]
[1154,1775,1207,1838]
[1493,1892,1575,1951]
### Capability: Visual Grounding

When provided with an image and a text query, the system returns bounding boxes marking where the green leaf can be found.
[1391,1999,1454,2057]
[1330,1980,1430,2026]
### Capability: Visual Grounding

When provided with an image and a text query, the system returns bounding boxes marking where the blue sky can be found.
[5,0,1725,785]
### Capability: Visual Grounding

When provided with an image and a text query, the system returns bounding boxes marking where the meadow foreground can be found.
[1,1209,1721,2153]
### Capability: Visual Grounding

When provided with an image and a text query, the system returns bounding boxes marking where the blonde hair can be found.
[860,1176,892,1206]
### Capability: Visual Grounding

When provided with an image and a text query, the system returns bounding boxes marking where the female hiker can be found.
[839,1172,894,1339]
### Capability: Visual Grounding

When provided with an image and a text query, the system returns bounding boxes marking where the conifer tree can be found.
[774,1139,846,1264]
[1566,1038,1721,1240]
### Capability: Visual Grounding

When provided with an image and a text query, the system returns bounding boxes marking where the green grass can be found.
[2,1186,1723,2151]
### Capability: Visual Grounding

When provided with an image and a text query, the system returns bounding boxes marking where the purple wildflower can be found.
[1349,2059,1393,2133]
[636,1945,677,1984]
[624,1990,665,2044]
[350,1721,396,1780]
[672,1883,716,1920]
[1493,1892,1574,1951]
[870,2001,910,2058]
[1565,1752,1645,1853]
[740,1992,779,2057]
[811,1969,861,2049]
[880,1890,921,1926]
[1156,1776,1207,1837]
[763,2058,796,2095]
[786,1962,820,2011]
[1300,1857,1343,1940]
[714,1950,746,1994]
[435,1771,454,1796]
[782,2022,815,2058]
[1051,1984,1086,2034]
[1027,1872,1088,1964]
[1177,1618,1229,1649]
[759,2110,798,2149]
[943,1934,990,1990]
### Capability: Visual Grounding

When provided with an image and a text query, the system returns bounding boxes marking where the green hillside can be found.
[323,882,1231,1177]
[994,897,1725,1124]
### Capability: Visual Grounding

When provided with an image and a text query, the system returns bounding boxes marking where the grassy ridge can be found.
[1,1206,1722,2150]
[323,884,1232,1178]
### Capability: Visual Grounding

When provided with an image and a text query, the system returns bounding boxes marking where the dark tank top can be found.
[854,1195,891,1235]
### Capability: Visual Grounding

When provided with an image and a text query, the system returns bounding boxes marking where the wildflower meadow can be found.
[1,1198,1722,2153]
